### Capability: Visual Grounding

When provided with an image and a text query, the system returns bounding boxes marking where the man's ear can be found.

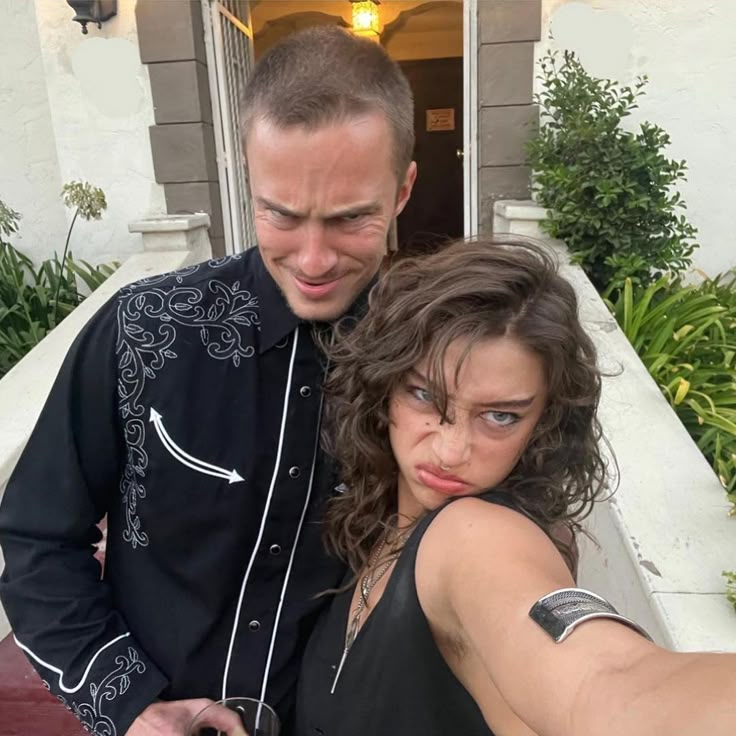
[394,161,418,217]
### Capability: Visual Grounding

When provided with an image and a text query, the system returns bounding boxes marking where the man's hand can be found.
[126,699,248,736]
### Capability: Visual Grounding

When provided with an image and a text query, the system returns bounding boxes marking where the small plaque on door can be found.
[426,108,455,132]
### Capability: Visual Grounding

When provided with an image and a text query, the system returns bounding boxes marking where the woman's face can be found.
[388,336,548,520]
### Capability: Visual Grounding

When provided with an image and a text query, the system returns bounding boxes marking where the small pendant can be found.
[331,646,349,694]
[331,617,360,694]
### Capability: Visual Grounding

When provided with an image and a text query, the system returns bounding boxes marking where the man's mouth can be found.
[293,275,342,299]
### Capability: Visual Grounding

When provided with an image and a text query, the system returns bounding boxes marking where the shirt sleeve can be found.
[0,294,169,736]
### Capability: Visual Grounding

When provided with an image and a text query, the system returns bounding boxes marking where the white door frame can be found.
[201,0,256,255]
[463,0,479,237]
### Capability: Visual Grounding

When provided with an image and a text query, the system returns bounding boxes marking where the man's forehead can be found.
[245,110,392,145]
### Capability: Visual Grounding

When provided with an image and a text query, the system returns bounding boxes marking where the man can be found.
[0,27,416,736]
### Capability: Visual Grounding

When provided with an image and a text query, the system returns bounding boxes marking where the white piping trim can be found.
[221,327,300,699]
[150,408,244,483]
[14,632,131,694]
[258,390,325,703]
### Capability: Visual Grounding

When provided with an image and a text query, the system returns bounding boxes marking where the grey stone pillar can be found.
[135,0,226,257]
[476,1,541,233]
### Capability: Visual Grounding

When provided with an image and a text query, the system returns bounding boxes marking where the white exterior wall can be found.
[0,0,69,256]
[0,0,165,265]
[538,0,736,278]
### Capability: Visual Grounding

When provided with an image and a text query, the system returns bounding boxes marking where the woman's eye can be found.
[408,386,433,404]
[482,411,519,427]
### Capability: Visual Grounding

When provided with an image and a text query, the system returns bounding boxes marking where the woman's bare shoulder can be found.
[417,496,573,603]
[425,496,552,553]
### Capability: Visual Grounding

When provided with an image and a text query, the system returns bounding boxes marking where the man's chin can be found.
[287,295,352,323]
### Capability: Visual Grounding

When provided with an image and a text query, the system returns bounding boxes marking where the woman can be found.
[296,239,735,736]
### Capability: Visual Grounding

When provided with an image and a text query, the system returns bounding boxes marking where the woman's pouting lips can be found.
[415,464,470,495]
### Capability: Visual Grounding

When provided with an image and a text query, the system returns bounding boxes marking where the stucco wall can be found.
[538,0,736,278]
[0,0,68,258]
[0,0,165,265]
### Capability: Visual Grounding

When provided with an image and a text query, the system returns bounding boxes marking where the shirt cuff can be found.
[23,633,169,736]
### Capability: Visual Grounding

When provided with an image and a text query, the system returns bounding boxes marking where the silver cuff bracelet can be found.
[529,587,652,643]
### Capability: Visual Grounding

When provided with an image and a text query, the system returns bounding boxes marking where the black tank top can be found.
[296,492,520,736]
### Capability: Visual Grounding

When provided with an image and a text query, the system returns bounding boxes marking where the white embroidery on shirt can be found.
[43,647,146,736]
[116,261,259,547]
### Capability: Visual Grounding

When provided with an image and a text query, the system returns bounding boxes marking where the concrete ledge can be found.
[556,248,735,653]
[128,213,210,233]
[493,198,548,238]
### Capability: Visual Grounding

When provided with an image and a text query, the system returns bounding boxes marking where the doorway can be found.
[249,0,467,252]
[397,56,464,254]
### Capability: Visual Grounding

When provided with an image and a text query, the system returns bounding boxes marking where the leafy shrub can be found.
[0,184,117,378]
[610,275,736,498]
[725,571,736,611]
[0,244,117,377]
[526,51,698,294]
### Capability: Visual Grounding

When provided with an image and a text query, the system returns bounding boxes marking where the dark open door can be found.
[398,57,464,255]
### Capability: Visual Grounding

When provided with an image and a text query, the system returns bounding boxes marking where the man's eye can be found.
[481,411,519,428]
[267,209,292,221]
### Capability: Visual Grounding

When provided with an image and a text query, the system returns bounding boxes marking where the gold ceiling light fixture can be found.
[350,0,381,41]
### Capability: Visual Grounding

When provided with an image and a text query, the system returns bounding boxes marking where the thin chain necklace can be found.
[330,528,411,694]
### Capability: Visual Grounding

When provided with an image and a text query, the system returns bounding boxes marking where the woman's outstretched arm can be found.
[419,497,735,736]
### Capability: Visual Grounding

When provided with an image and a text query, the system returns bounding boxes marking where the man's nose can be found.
[297,222,338,278]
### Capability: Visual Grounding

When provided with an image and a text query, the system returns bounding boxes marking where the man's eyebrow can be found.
[324,202,381,219]
[255,197,303,218]
[254,198,381,220]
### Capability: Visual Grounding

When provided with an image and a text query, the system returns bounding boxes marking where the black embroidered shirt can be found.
[0,249,349,735]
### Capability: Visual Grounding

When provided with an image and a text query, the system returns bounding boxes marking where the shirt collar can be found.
[255,250,300,354]
[255,249,376,354]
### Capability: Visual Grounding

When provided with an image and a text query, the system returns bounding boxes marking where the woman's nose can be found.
[432,417,472,469]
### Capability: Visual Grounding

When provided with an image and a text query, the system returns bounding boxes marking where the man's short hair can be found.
[241,26,415,179]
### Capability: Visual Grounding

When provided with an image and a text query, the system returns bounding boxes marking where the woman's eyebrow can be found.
[406,368,427,383]
[405,369,536,409]
[477,397,537,410]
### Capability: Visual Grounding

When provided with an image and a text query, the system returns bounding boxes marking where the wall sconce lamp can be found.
[66,1,118,35]
[350,0,381,41]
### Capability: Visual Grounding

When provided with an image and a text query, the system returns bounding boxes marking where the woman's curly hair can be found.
[321,237,608,574]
